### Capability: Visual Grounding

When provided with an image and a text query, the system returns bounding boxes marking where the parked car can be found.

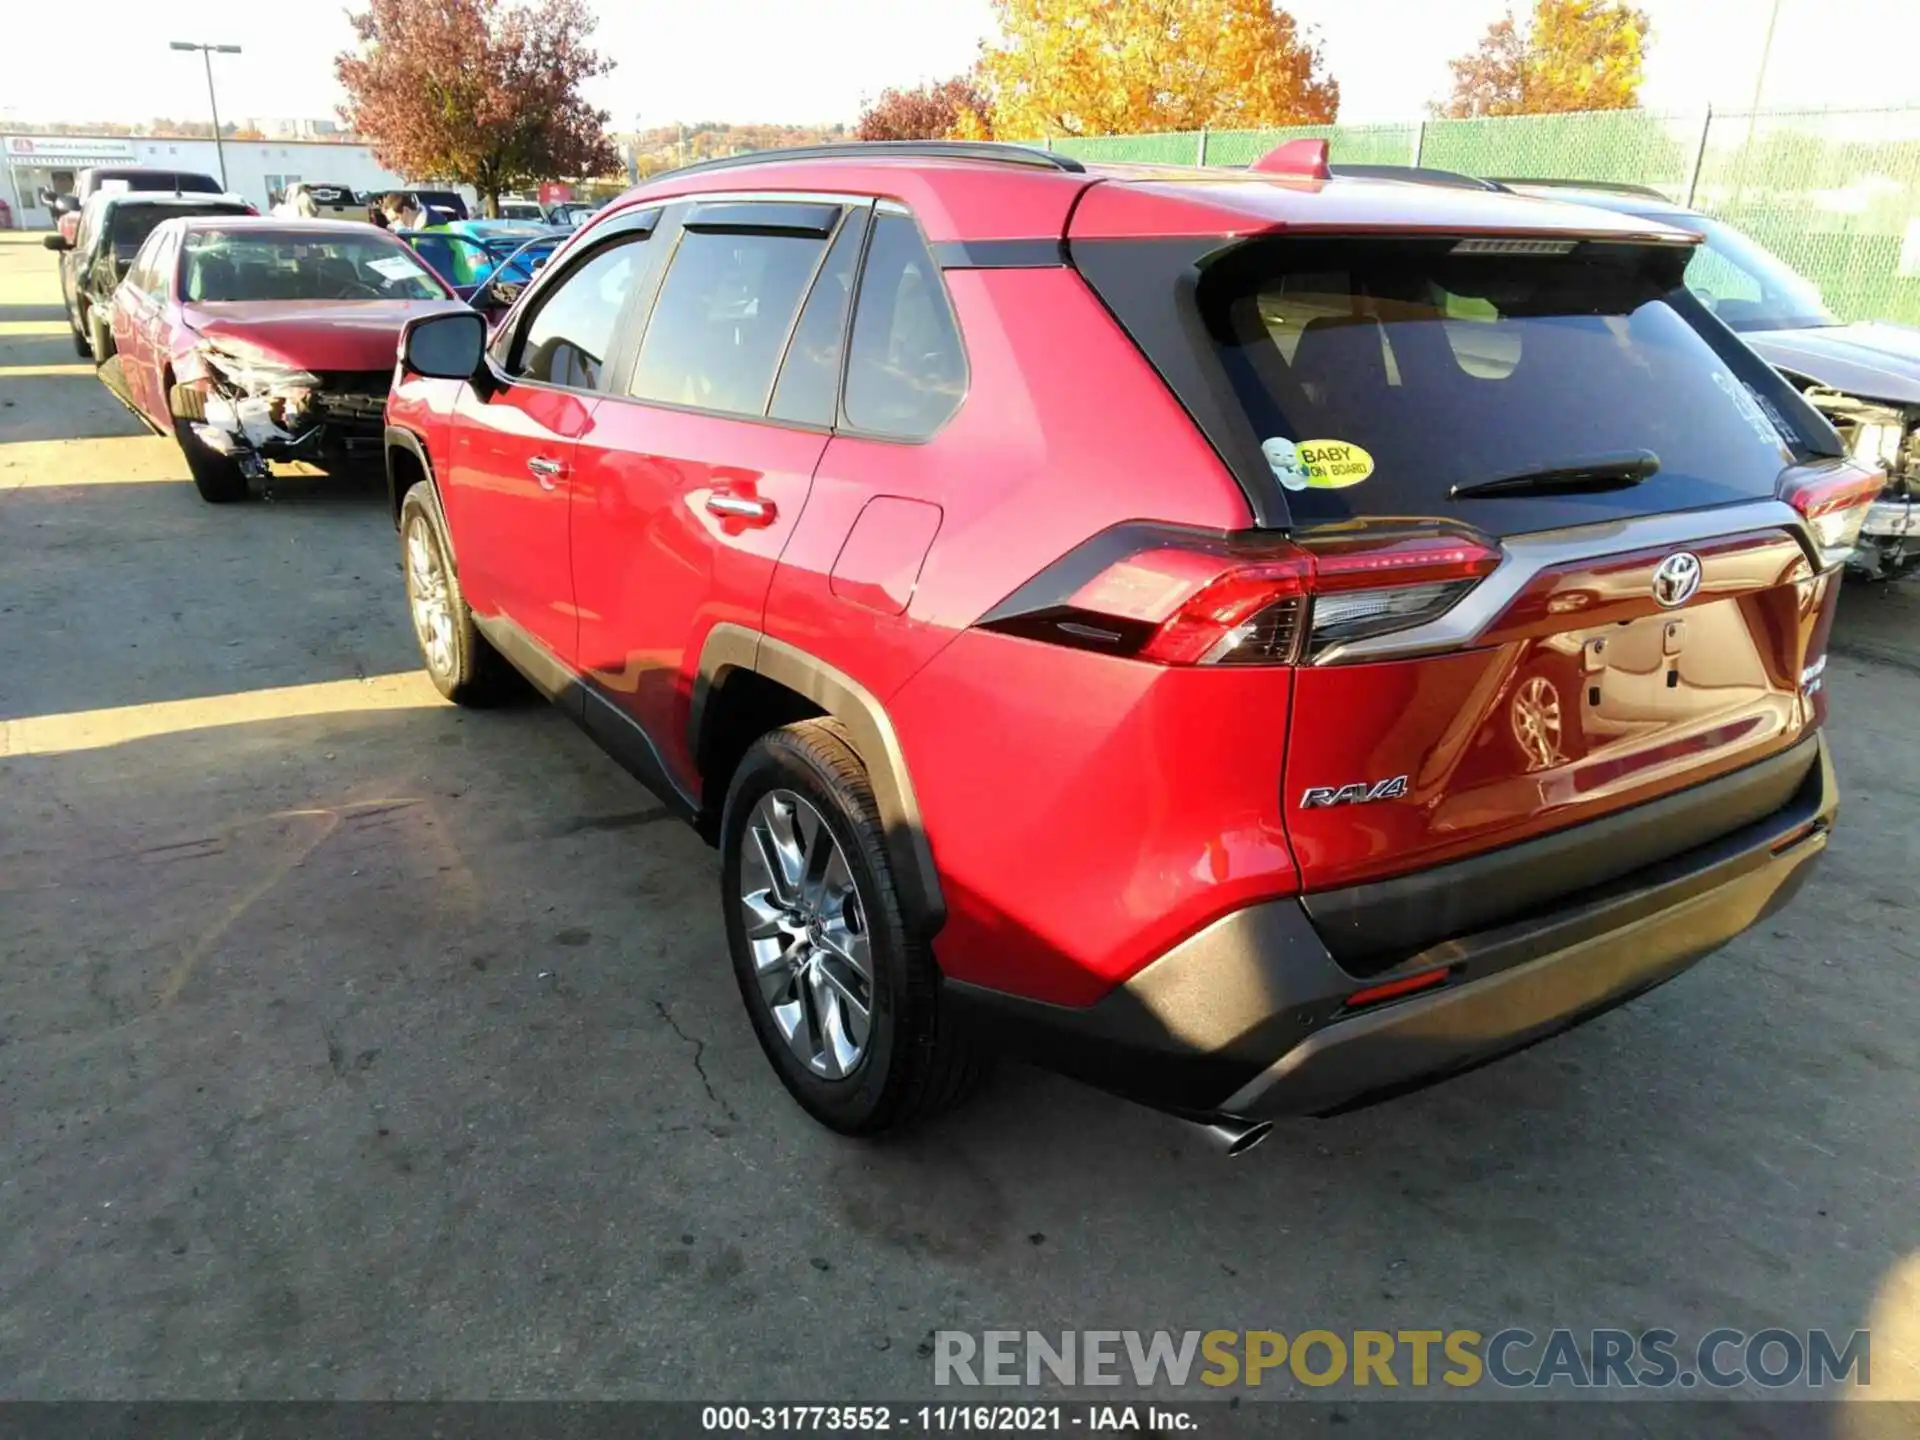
[42,165,227,246]
[495,198,547,222]
[1507,182,1920,580]
[107,216,467,502]
[41,164,223,214]
[403,188,471,223]
[395,227,561,316]
[46,190,253,361]
[303,182,367,220]
[386,140,1873,1149]
[269,181,364,221]
[397,218,561,291]
[546,200,603,230]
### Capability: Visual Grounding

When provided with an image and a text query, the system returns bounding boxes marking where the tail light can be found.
[979,523,1502,666]
[1781,464,1885,569]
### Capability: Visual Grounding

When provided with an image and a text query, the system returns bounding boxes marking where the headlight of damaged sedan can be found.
[187,343,322,446]
[1847,417,1906,471]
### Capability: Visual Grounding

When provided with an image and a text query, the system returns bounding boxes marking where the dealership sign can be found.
[4,136,140,166]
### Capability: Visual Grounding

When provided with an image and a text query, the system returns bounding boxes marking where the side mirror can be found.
[54,194,80,215]
[42,233,70,252]
[403,310,487,380]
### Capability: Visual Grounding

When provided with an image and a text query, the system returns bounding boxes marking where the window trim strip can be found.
[930,238,1066,270]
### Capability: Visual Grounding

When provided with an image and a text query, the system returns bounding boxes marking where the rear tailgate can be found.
[1071,185,1865,957]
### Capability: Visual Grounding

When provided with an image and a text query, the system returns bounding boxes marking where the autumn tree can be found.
[856,76,992,142]
[1439,0,1650,117]
[336,0,618,216]
[975,0,1338,139]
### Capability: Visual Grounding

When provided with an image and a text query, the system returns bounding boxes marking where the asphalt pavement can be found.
[1,231,1916,1424]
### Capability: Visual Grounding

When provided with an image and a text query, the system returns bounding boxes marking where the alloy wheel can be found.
[405,517,456,678]
[1511,674,1565,769]
[738,789,874,1079]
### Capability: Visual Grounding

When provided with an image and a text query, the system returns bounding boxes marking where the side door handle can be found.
[527,455,565,490]
[705,492,775,524]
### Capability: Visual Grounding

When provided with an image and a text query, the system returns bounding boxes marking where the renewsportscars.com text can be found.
[933,1328,1870,1391]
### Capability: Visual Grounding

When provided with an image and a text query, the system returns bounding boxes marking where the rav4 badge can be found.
[1300,775,1409,808]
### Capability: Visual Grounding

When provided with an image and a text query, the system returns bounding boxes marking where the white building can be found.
[1,132,471,228]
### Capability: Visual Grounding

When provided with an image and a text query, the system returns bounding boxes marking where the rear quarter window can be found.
[842,211,966,439]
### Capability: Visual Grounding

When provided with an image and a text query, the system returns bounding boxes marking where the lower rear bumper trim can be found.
[948,731,1837,1122]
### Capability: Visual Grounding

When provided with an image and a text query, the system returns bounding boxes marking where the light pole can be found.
[170,41,242,191]
[1732,0,1785,208]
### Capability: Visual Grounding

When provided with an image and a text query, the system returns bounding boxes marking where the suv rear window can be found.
[110,202,249,256]
[1081,234,1834,534]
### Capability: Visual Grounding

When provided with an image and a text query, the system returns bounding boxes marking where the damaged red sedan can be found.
[108,216,470,502]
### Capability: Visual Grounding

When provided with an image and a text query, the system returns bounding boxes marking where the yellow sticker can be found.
[1263,436,1376,492]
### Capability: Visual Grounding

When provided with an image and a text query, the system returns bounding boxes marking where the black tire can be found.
[171,415,249,504]
[72,305,92,359]
[397,483,515,705]
[87,310,114,366]
[720,719,985,1135]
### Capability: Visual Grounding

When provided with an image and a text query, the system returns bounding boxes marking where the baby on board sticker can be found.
[1261,436,1376,491]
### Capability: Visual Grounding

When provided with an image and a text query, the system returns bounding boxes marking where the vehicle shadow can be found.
[0,302,73,325]
[254,464,392,510]
[1830,576,1920,675]
[0,372,148,442]
[1,662,1911,1406]
[0,475,412,719]
[0,334,88,369]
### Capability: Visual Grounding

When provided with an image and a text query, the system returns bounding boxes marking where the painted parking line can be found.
[0,673,444,758]
[0,436,184,488]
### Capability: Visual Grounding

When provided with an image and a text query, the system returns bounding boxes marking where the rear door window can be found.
[768,209,868,428]
[629,222,832,418]
[1191,236,1824,533]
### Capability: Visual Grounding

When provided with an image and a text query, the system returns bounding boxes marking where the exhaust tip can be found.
[1195,1114,1274,1157]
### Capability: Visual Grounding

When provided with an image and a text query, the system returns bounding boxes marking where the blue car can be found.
[396,221,563,311]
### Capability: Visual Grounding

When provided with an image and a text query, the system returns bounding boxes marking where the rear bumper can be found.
[948,732,1837,1121]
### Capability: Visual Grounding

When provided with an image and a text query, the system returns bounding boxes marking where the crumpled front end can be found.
[1804,386,1920,578]
[177,340,389,477]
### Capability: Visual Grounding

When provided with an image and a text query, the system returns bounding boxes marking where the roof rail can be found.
[1492,177,1671,200]
[646,141,1087,182]
[1327,163,1511,193]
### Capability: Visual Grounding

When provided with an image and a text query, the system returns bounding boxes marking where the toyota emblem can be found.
[1652,551,1703,608]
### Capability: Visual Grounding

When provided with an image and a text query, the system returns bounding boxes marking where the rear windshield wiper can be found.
[1451,449,1660,500]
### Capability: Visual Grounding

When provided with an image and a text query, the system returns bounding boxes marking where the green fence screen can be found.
[1040,106,1920,325]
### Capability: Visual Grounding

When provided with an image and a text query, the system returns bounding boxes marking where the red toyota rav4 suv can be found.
[385,141,1876,1151]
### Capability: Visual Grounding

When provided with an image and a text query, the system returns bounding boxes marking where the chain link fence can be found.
[1041,106,1920,325]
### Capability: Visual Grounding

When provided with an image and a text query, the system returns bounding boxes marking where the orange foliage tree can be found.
[974,0,1338,140]
[1440,0,1650,117]
[857,76,992,141]
[336,0,618,214]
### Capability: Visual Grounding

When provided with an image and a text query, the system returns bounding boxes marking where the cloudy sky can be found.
[6,0,1917,132]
